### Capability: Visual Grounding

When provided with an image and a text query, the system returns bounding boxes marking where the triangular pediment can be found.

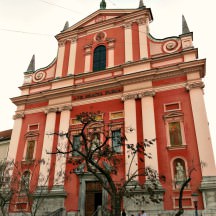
[163,111,183,119]
[62,9,138,33]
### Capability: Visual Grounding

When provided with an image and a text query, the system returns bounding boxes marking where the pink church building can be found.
[7,0,216,215]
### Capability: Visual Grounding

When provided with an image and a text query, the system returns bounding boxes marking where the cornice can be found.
[12,57,205,106]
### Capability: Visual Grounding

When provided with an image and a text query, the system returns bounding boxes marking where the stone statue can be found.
[175,162,186,184]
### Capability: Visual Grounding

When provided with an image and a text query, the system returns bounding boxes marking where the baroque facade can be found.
[6,0,216,215]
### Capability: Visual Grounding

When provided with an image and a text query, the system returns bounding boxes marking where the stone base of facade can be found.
[200,176,216,211]
[33,185,67,215]
[123,180,165,216]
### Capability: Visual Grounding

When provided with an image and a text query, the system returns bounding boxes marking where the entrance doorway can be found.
[85,181,102,216]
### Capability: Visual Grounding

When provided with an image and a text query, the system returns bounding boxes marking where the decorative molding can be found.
[13,112,25,120]
[59,105,72,112]
[136,18,146,25]
[185,81,205,91]
[32,71,46,83]
[84,43,93,55]
[94,31,106,42]
[123,22,132,29]
[58,40,66,47]
[24,131,39,139]
[107,38,116,49]
[69,36,78,43]
[121,93,138,101]
[138,90,155,98]
[44,107,58,114]
[163,111,184,120]
[162,40,181,54]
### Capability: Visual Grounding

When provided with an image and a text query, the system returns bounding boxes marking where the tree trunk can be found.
[0,205,7,216]
[111,193,122,216]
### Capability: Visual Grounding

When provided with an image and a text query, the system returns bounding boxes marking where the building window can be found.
[25,140,35,161]
[93,45,106,72]
[163,110,186,148]
[73,135,81,156]
[112,130,121,153]
[169,122,182,146]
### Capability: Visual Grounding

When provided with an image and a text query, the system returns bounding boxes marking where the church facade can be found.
[7,0,216,215]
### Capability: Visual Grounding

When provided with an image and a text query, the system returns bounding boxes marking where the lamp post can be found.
[191,193,199,216]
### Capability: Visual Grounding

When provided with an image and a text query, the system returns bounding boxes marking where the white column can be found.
[39,108,57,186]
[137,18,149,59]
[7,113,24,161]
[67,36,77,75]
[122,94,138,180]
[55,41,65,78]
[186,82,216,176]
[54,105,72,185]
[140,91,159,173]
[84,46,92,72]
[124,22,133,62]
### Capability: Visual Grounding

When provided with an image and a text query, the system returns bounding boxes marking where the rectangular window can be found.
[112,130,121,153]
[28,124,39,131]
[169,122,182,146]
[25,140,35,161]
[73,135,80,156]
[164,102,181,112]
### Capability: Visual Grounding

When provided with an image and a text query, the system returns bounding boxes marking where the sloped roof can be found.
[0,129,12,141]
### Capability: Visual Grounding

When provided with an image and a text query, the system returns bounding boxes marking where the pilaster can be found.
[7,112,24,161]
[55,40,66,78]
[139,90,159,174]
[137,18,149,59]
[54,105,72,185]
[186,81,216,176]
[121,93,138,180]
[39,108,57,186]
[67,36,77,75]
[123,22,133,63]
[84,44,92,72]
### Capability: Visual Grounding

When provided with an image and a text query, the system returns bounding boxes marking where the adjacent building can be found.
[7,0,216,215]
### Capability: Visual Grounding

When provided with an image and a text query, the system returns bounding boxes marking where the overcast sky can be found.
[0,0,216,162]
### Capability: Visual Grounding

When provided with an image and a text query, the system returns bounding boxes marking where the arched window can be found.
[93,45,106,72]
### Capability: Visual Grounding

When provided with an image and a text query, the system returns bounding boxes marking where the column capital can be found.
[138,90,156,98]
[69,36,78,44]
[58,40,66,47]
[136,17,147,25]
[59,105,72,112]
[123,22,132,29]
[84,44,93,55]
[121,93,138,101]
[45,107,58,114]
[186,81,205,91]
[13,112,25,120]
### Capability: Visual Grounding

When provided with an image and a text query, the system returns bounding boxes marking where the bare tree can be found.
[0,160,15,216]
[52,112,161,216]
[8,159,62,216]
